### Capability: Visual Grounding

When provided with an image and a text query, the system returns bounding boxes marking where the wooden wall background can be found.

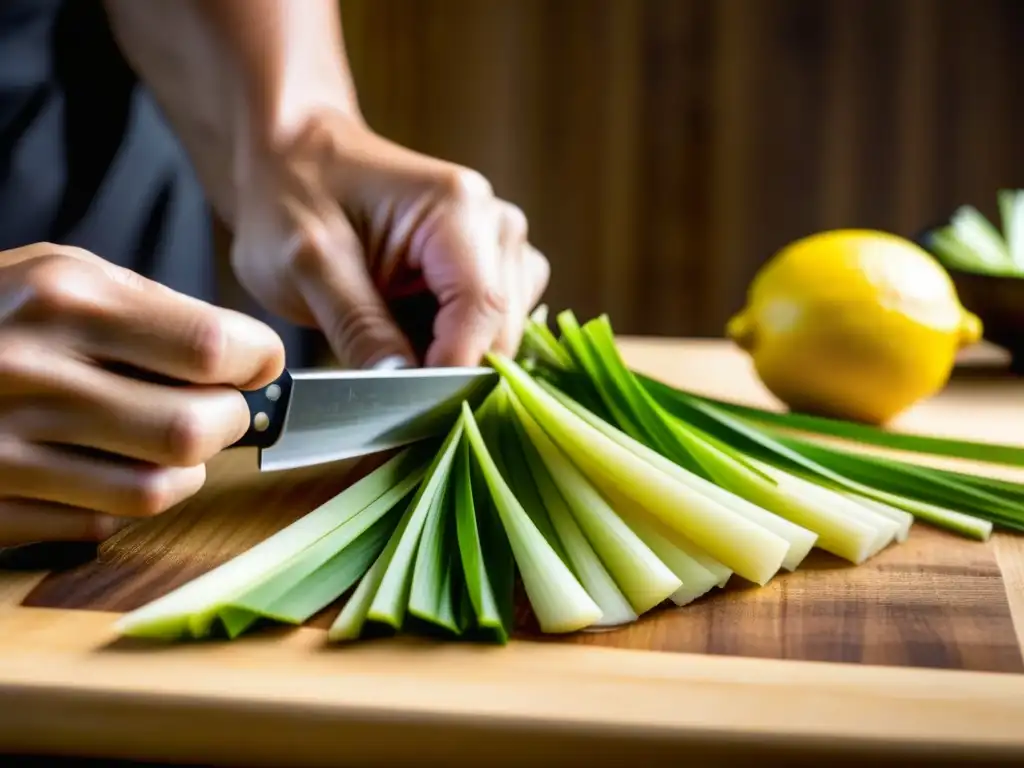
[339,0,1024,339]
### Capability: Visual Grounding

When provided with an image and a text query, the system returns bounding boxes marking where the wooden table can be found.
[1,339,1023,767]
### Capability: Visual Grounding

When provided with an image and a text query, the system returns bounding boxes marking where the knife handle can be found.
[233,369,294,449]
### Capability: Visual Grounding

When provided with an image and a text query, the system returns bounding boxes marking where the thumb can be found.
[288,220,415,370]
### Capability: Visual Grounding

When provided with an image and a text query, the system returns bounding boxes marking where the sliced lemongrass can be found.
[366,419,465,629]
[581,317,818,570]
[612,503,723,604]
[116,446,433,639]
[641,389,998,540]
[506,386,681,614]
[453,435,512,642]
[490,354,789,585]
[535,368,812,575]
[219,471,422,637]
[502,401,637,626]
[539,381,733,585]
[750,461,897,560]
[837,492,914,543]
[328,509,414,641]
[407,471,460,634]
[487,386,571,567]
[221,510,398,638]
[462,403,602,633]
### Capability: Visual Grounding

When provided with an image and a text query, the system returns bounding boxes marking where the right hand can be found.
[0,243,285,547]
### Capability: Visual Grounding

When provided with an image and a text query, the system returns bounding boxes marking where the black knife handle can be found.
[232,369,294,449]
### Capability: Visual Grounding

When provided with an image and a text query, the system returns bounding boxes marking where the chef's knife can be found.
[0,364,498,571]
[232,364,498,472]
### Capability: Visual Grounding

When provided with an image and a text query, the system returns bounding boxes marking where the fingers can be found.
[2,248,285,390]
[0,341,251,466]
[286,212,417,369]
[0,439,205,520]
[418,172,510,367]
[0,499,126,547]
[421,184,550,366]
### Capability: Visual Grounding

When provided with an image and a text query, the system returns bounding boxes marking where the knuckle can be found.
[439,167,494,205]
[283,227,330,280]
[528,247,551,291]
[18,253,96,320]
[326,304,388,356]
[184,314,227,380]
[163,404,210,466]
[124,469,180,518]
[0,337,43,382]
[499,202,529,241]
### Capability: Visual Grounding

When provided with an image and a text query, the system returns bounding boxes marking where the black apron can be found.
[0,0,317,367]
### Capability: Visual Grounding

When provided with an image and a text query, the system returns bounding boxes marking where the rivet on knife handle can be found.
[233,369,294,449]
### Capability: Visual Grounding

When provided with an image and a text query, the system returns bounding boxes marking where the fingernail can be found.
[370,354,414,371]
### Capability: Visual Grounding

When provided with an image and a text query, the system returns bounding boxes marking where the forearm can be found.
[103,0,362,226]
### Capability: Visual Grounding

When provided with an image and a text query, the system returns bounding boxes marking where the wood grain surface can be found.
[2,339,1024,767]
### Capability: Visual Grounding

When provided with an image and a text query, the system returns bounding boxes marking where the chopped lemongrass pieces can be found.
[116,446,434,639]
[504,400,637,626]
[462,404,603,633]
[506,386,682,614]
[489,354,790,586]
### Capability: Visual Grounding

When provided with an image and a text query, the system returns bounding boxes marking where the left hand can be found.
[229,110,550,370]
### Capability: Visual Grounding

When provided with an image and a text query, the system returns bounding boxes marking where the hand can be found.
[229,111,550,369]
[0,244,284,546]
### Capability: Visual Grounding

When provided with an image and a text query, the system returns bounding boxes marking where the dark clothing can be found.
[0,0,315,366]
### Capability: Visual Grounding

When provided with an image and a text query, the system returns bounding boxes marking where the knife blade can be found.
[232,365,498,472]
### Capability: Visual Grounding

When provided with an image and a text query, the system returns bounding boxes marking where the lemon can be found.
[726,230,982,425]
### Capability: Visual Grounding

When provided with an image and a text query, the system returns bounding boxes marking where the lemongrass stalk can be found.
[504,401,638,626]
[367,420,465,629]
[837,492,914,543]
[462,404,603,633]
[117,446,433,639]
[490,354,789,585]
[506,386,682,614]
[537,372,817,573]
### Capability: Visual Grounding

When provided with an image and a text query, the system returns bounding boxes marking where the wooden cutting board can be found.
[1,339,1023,768]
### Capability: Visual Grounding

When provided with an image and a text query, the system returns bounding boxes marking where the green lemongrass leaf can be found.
[117,446,435,639]
[407,463,460,635]
[520,304,574,370]
[462,402,603,633]
[366,419,465,629]
[582,317,818,570]
[452,436,509,642]
[659,381,1024,469]
[638,386,996,539]
[506,386,682,614]
[556,310,650,446]
[776,434,1023,523]
[490,354,789,585]
[219,469,423,637]
[503,390,638,626]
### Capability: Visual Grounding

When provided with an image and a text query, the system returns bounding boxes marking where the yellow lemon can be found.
[726,229,982,425]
